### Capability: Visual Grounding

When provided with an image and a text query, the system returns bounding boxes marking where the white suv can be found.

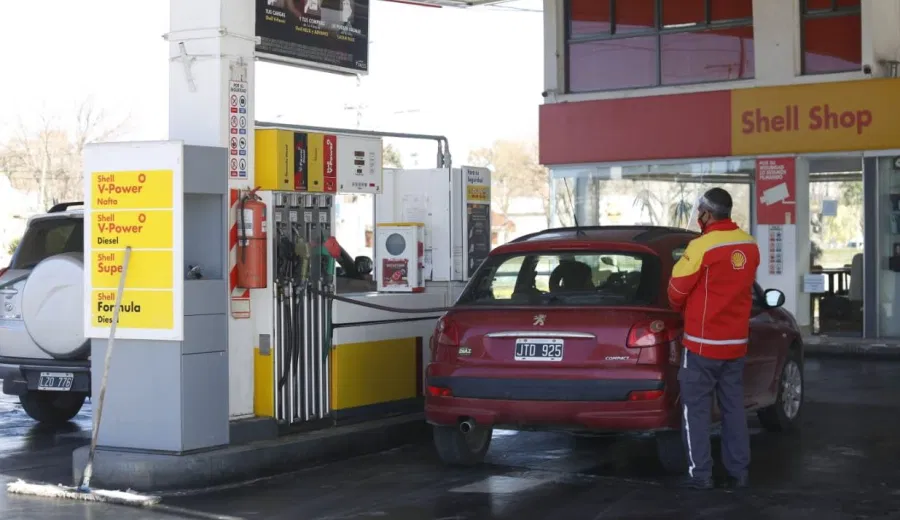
[0,202,89,424]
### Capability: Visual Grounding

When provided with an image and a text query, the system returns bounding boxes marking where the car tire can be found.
[655,430,688,474]
[19,391,86,425]
[432,424,492,466]
[758,349,803,433]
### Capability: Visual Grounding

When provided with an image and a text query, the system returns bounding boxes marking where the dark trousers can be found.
[678,349,750,480]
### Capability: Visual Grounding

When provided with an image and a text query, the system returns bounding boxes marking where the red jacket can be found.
[667,220,760,360]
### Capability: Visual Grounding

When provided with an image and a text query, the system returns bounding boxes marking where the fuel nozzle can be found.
[294,232,310,284]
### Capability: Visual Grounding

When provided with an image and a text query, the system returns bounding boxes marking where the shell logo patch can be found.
[731,250,747,270]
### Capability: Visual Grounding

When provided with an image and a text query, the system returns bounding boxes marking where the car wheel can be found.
[758,349,803,433]
[19,391,86,425]
[655,430,688,474]
[432,424,492,466]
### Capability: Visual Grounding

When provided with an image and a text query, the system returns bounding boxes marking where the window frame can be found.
[564,0,755,93]
[799,0,861,76]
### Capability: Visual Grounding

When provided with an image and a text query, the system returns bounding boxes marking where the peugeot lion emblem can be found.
[533,314,546,326]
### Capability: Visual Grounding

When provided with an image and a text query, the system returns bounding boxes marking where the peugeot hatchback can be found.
[424,226,804,472]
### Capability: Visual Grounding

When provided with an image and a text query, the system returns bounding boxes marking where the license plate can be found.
[514,338,564,362]
[37,372,74,391]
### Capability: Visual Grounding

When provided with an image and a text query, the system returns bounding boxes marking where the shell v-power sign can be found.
[83,143,185,341]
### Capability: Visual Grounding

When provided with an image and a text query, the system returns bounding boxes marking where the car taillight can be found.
[0,267,7,278]
[435,317,460,348]
[427,385,452,397]
[627,389,664,401]
[626,321,669,348]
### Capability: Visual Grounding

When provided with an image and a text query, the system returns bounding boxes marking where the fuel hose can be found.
[305,286,453,314]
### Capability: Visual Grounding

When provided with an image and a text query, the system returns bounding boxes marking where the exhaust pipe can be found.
[459,419,475,434]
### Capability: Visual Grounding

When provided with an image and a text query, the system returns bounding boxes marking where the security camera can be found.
[541,91,549,98]
[863,64,873,75]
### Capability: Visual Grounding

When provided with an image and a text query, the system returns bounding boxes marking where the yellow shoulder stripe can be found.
[672,228,755,278]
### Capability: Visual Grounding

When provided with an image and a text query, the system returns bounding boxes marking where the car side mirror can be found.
[764,288,785,308]
[354,256,373,276]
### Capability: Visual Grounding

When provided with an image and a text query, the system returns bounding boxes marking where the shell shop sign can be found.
[731,79,900,156]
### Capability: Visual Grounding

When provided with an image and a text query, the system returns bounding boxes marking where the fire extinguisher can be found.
[236,188,267,289]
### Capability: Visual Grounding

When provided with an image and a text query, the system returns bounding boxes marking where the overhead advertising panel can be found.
[256,0,370,75]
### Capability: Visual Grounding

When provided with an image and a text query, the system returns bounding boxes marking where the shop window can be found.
[565,0,754,93]
[568,37,657,92]
[801,0,861,75]
[568,0,611,36]
[710,0,752,22]
[660,27,754,85]
[662,0,704,27]
[616,0,656,33]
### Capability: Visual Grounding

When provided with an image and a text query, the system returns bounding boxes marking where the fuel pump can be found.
[271,191,335,426]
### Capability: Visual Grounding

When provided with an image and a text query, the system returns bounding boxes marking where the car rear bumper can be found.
[425,375,679,433]
[0,356,91,396]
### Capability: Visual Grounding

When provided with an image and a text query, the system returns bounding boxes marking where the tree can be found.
[6,237,19,256]
[1,98,129,209]
[383,143,403,169]
[467,139,550,225]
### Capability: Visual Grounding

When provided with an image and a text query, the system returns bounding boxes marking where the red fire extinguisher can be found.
[236,187,267,289]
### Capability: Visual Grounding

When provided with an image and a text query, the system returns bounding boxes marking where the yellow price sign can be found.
[91,170,174,210]
[91,289,174,330]
[467,185,489,203]
[91,210,174,249]
[91,250,173,290]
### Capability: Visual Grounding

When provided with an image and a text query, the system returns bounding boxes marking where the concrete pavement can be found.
[3,357,900,519]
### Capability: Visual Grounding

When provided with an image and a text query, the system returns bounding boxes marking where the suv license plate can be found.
[38,372,74,392]
[514,338,564,362]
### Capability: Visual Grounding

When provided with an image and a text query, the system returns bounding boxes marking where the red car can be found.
[425,226,804,473]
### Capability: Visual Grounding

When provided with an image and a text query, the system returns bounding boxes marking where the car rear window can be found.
[457,251,661,307]
[10,217,83,270]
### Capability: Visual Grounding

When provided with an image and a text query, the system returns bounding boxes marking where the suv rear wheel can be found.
[19,391,86,425]
[433,424,492,466]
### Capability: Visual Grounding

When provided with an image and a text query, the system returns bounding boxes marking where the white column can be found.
[168,0,257,419]
[793,158,811,332]
[752,0,802,83]
[543,0,563,100]
[754,157,810,332]
[862,0,900,76]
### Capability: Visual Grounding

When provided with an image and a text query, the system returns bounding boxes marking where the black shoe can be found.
[723,475,749,489]
[676,476,714,490]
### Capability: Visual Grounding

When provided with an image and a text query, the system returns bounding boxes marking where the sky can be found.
[0,0,544,167]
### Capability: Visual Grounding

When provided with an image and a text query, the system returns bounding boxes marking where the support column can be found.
[168,0,257,419]
[754,157,809,332]
[862,0,900,77]
[752,0,802,82]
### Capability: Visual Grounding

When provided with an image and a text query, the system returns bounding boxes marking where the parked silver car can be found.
[0,202,90,424]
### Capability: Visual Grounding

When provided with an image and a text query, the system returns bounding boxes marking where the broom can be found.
[7,246,161,506]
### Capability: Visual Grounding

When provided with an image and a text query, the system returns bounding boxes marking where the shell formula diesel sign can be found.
[538,78,900,165]
[83,154,184,341]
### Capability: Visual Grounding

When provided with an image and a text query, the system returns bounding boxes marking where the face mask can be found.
[697,212,709,232]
